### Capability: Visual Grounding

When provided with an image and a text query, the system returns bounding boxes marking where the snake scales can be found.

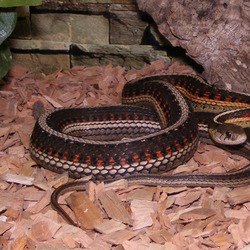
[30,74,250,184]
[30,74,250,223]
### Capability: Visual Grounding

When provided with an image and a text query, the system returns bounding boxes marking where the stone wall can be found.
[8,0,170,74]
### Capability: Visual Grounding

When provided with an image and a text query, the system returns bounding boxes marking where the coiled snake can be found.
[30,74,250,224]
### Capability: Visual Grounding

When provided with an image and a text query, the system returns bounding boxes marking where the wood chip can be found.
[126,187,155,201]
[122,240,167,250]
[1,62,249,248]
[1,173,34,186]
[66,191,103,229]
[10,236,30,250]
[0,190,24,211]
[99,189,132,225]
[210,233,233,248]
[179,207,216,222]
[54,224,94,248]
[0,221,13,235]
[227,186,250,205]
[86,238,111,250]
[224,209,250,220]
[130,199,158,230]
[148,230,173,244]
[174,189,202,206]
[30,218,61,241]
[94,219,127,234]
[26,189,52,214]
[101,229,137,245]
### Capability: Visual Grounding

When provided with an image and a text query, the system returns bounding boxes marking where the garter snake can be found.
[30,74,250,224]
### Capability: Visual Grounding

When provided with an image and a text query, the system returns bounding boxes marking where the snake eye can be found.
[226,131,232,139]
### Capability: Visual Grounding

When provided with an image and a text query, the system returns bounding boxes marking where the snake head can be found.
[208,123,247,146]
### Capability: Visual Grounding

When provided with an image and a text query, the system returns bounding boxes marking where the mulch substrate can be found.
[0,60,249,250]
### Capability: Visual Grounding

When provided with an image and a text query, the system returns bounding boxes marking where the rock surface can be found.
[136,0,250,92]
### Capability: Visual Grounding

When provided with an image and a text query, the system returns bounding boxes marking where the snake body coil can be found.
[30,74,250,185]
[30,77,198,179]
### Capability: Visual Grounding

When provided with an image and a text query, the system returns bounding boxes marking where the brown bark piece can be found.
[26,189,52,214]
[122,240,167,250]
[210,233,233,248]
[31,221,56,242]
[178,208,216,222]
[87,238,111,250]
[101,229,137,245]
[0,190,24,211]
[16,116,35,149]
[130,199,158,230]
[148,230,173,244]
[227,186,250,206]
[126,187,155,201]
[178,215,217,238]
[10,236,29,250]
[47,173,69,189]
[94,219,127,234]
[66,191,103,229]
[228,221,250,248]
[30,216,61,241]
[224,209,250,220]
[4,207,20,220]
[1,173,34,186]
[54,224,94,248]
[23,190,45,202]
[0,221,13,235]
[98,189,132,225]
[174,190,202,206]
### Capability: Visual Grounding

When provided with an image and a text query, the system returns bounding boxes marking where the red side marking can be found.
[96,159,103,167]
[132,153,140,163]
[85,155,91,164]
[174,141,181,151]
[234,98,243,102]
[47,147,53,156]
[214,93,222,101]
[108,157,115,165]
[224,96,232,102]
[119,157,127,166]
[155,150,163,158]
[203,91,210,99]
[62,151,68,161]
[165,146,172,155]
[194,88,200,97]
[144,148,151,161]
[73,154,80,163]
[182,136,189,147]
